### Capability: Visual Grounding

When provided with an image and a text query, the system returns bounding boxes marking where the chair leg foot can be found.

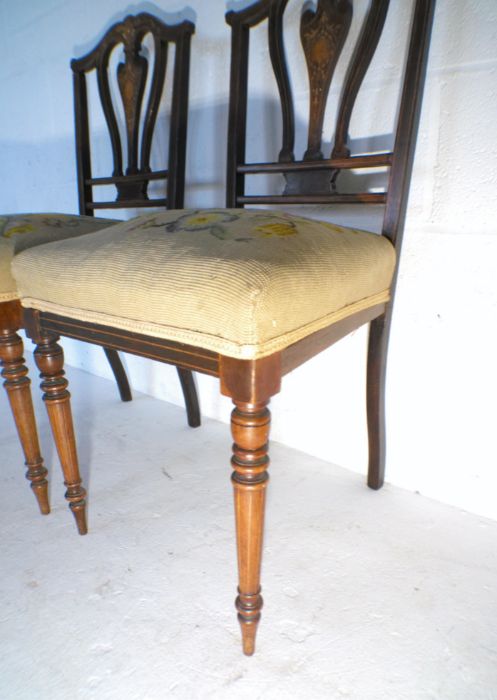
[103,347,132,402]
[34,334,87,534]
[32,480,50,515]
[69,497,88,536]
[177,368,201,428]
[366,310,392,490]
[236,589,262,656]
[0,328,49,514]
[231,400,270,655]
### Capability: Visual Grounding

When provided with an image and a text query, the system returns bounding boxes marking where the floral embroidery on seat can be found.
[2,223,36,238]
[39,217,80,229]
[169,211,237,231]
[127,209,303,242]
[1,215,83,239]
[253,221,297,237]
[165,210,240,240]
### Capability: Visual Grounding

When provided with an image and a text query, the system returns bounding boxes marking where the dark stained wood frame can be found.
[0,13,199,519]
[22,0,436,655]
[71,12,198,418]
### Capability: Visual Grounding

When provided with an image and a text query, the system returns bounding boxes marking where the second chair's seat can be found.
[12,208,396,360]
[0,214,116,302]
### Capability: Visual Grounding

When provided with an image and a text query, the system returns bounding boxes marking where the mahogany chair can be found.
[0,13,199,516]
[12,0,435,655]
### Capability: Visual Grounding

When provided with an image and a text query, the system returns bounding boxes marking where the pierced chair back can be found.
[226,0,433,251]
[72,12,194,215]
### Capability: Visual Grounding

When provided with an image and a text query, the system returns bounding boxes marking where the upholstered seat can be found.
[13,208,396,360]
[0,213,116,302]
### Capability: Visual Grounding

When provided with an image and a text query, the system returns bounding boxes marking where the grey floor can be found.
[1,361,496,700]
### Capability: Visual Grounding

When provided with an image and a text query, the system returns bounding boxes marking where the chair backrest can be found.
[225,0,435,253]
[71,13,194,215]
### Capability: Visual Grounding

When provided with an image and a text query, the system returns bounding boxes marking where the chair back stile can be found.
[72,13,194,216]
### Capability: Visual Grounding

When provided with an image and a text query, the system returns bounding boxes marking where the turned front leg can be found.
[0,329,49,514]
[34,335,87,535]
[231,400,270,656]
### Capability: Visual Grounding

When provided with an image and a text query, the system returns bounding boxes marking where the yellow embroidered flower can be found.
[182,213,223,228]
[3,224,35,238]
[254,222,297,237]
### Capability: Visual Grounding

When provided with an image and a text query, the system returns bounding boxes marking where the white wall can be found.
[1,0,496,520]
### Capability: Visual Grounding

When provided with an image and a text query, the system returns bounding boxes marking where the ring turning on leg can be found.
[33,334,87,535]
[231,400,270,655]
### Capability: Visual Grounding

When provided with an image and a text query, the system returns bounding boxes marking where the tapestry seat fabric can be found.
[12,208,396,360]
[0,214,117,302]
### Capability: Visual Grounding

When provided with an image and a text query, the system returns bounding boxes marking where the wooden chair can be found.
[12,0,435,655]
[0,13,199,516]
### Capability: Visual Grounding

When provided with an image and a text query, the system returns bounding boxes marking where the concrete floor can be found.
[1,361,496,700]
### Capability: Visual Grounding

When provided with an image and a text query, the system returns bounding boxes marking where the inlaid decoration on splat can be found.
[102,17,159,202]
[72,13,193,209]
[301,0,352,160]
[226,0,400,207]
[284,0,352,196]
[116,42,149,199]
[74,15,166,202]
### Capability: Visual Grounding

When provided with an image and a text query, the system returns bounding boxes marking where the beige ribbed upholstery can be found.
[0,214,117,302]
[12,208,395,360]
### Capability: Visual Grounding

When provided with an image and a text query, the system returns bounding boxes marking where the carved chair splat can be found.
[14,0,435,654]
[0,13,199,516]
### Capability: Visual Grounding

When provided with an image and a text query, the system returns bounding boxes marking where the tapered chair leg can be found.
[33,334,87,535]
[177,367,201,428]
[0,329,49,514]
[103,347,132,402]
[231,400,270,656]
[366,308,393,490]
